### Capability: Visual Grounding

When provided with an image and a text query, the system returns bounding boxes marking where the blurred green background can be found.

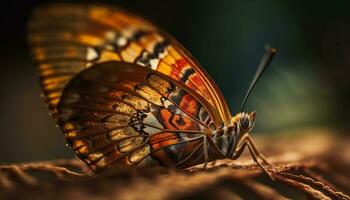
[0,0,349,163]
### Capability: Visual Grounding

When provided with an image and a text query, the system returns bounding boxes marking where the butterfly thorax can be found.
[213,111,256,158]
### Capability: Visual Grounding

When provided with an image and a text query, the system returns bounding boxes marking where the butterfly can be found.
[28,3,276,178]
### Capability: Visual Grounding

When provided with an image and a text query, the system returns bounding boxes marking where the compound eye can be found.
[240,117,249,128]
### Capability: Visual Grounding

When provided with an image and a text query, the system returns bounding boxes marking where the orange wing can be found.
[28,3,231,123]
[58,62,223,171]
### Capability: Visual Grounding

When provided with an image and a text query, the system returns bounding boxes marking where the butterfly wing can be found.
[58,61,223,171]
[28,3,231,123]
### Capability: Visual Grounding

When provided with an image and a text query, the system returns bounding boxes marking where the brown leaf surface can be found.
[0,129,349,200]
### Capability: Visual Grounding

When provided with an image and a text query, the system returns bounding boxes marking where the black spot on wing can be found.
[135,40,169,67]
[180,68,195,82]
[102,30,149,52]
[152,40,169,57]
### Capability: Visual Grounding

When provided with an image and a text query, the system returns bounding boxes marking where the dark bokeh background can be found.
[1,0,349,163]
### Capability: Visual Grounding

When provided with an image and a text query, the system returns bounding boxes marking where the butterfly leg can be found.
[230,142,247,160]
[232,133,274,180]
[173,133,221,169]
[246,143,275,181]
[202,136,209,169]
[245,135,272,166]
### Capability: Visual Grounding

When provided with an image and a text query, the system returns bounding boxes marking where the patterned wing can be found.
[58,61,223,171]
[28,3,231,123]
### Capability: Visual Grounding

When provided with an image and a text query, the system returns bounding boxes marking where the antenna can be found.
[240,45,276,112]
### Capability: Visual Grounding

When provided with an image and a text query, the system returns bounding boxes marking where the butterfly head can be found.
[233,111,256,134]
[223,111,256,158]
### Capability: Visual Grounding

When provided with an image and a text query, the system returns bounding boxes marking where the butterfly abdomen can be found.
[144,137,223,169]
[212,125,237,157]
